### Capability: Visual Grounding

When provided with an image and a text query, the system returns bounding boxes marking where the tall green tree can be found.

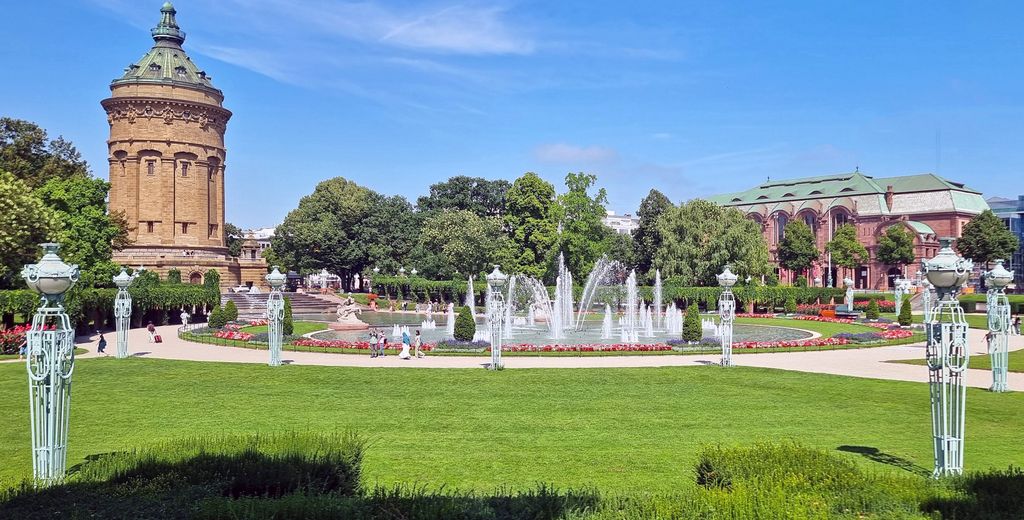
[957,210,1019,269]
[654,199,770,286]
[418,210,506,278]
[550,172,612,282]
[604,232,636,267]
[416,176,511,218]
[0,118,89,188]
[825,224,868,269]
[0,170,55,287]
[778,220,819,278]
[503,172,557,279]
[875,224,916,274]
[224,223,244,257]
[632,189,673,282]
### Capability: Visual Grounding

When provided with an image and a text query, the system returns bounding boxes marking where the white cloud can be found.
[534,143,618,163]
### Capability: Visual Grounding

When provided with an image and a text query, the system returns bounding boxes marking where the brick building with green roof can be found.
[707,172,989,290]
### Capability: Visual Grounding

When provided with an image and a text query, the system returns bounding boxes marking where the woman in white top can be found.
[414,330,424,358]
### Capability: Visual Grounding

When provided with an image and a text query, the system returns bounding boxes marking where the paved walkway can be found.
[52,324,1024,392]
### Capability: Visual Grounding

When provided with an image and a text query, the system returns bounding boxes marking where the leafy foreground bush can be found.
[2,440,1022,519]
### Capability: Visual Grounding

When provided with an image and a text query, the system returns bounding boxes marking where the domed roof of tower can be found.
[111,2,221,96]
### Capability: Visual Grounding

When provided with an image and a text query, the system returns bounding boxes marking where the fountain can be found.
[623,271,639,342]
[445,303,455,337]
[464,276,475,316]
[573,255,624,330]
[601,304,612,339]
[653,270,663,330]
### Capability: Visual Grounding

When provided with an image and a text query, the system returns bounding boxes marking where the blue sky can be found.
[3,1,1023,228]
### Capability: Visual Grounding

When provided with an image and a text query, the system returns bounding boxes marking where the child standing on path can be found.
[97,333,107,355]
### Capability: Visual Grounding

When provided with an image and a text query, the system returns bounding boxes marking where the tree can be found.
[604,232,635,267]
[0,118,89,188]
[503,172,557,279]
[0,170,55,288]
[778,221,819,278]
[283,297,294,336]
[204,269,221,291]
[683,304,701,342]
[897,295,912,326]
[166,268,182,284]
[784,295,798,314]
[418,210,505,279]
[416,176,511,218]
[825,224,868,269]
[957,210,1019,269]
[632,189,673,281]
[33,175,133,288]
[208,305,226,329]
[876,225,916,274]
[654,200,770,286]
[549,172,612,282]
[224,300,238,322]
[454,306,475,341]
[866,299,880,320]
[224,223,244,257]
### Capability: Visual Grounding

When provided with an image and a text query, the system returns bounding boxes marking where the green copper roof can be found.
[904,221,936,236]
[708,172,983,206]
[111,2,220,95]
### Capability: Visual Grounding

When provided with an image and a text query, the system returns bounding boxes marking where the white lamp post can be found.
[112,266,141,359]
[922,237,973,477]
[21,243,80,485]
[716,265,737,367]
[266,266,287,367]
[486,265,508,370]
[984,259,1013,393]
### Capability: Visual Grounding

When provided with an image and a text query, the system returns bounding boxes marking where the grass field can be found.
[0,358,1021,492]
[881,312,992,329]
[893,348,1024,373]
[240,321,328,336]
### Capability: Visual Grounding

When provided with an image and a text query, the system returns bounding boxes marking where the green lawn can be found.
[881,312,991,329]
[1,358,1021,492]
[894,349,1024,373]
[240,320,328,336]
[735,316,880,336]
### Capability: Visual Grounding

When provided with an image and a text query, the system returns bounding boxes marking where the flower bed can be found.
[0,325,30,355]
[291,339,435,351]
[734,337,851,349]
[248,319,269,327]
[214,330,254,341]
[500,343,675,353]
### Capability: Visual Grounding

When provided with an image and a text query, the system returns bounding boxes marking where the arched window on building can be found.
[802,212,817,233]
[776,213,788,243]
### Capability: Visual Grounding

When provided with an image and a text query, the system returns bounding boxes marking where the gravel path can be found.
[51,323,1024,391]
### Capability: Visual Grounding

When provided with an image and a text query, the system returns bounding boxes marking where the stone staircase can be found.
[221,292,339,319]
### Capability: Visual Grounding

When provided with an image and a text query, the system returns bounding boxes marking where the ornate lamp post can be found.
[716,265,737,367]
[922,237,973,477]
[21,243,79,484]
[984,260,1013,393]
[486,265,508,370]
[265,266,287,367]
[112,266,140,359]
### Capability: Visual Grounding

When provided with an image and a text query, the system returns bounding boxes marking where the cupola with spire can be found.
[111,2,220,96]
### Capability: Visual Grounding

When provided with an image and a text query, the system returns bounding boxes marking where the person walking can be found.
[1013,316,1021,336]
[146,321,156,343]
[378,333,387,357]
[369,330,379,358]
[414,329,424,358]
[180,310,190,328]
[97,333,108,355]
[399,330,412,359]
[18,342,27,360]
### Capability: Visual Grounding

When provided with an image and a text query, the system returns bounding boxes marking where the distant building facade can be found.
[602,211,640,235]
[987,195,1024,286]
[102,3,266,289]
[708,172,989,290]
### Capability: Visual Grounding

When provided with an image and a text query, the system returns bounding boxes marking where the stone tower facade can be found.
[102,2,265,289]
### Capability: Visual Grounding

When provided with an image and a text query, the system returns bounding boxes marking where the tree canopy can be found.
[654,199,770,286]
[0,170,55,287]
[778,220,819,276]
[825,224,868,269]
[0,118,89,188]
[875,224,916,269]
[416,176,510,218]
[957,210,1019,268]
[550,172,612,282]
[418,210,505,279]
[503,172,557,280]
[224,223,244,257]
[632,189,673,283]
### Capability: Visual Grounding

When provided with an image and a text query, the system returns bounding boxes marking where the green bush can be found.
[765,273,779,286]
[283,297,294,336]
[784,295,797,314]
[454,306,475,341]
[898,295,912,326]
[166,268,182,284]
[794,275,807,287]
[224,300,239,322]
[866,299,880,320]
[683,305,701,342]
[208,305,226,329]
[204,269,221,290]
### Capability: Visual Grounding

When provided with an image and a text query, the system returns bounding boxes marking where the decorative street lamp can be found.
[922,237,973,477]
[112,266,141,359]
[716,265,737,367]
[21,243,80,484]
[485,265,508,370]
[373,266,380,274]
[265,266,287,367]
[984,259,1013,393]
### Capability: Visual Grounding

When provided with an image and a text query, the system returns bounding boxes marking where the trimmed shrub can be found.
[683,305,701,342]
[208,305,227,329]
[794,275,807,288]
[454,306,475,341]
[784,295,797,314]
[283,297,294,336]
[898,295,912,326]
[866,299,880,320]
[166,268,182,284]
[224,300,239,322]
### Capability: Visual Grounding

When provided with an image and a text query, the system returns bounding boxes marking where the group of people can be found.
[368,328,424,359]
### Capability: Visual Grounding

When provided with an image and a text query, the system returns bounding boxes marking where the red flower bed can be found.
[291,339,435,351]
[248,319,268,326]
[214,330,253,341]
[500,343,674,352]
[0,325,30,355]
[734,337,851,349]
[791,315,855,325]
[878,329,914,339]
[854,300,895,311]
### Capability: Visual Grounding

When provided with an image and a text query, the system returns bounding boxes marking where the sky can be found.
[2,1,1023,229]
